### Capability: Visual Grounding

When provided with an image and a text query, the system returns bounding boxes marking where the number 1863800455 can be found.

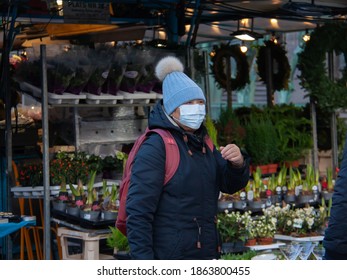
[190,266,251,276]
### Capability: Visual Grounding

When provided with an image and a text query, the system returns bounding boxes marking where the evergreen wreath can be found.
[297,23,347,112]
[211,43,249,91]
[256,40,291,91]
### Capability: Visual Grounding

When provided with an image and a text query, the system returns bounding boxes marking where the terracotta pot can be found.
[257,237,273,245]
[254,164,269,175]
[267,163,278,174]
[245,238,257,246]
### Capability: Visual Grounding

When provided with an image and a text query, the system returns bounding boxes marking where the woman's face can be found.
[171,99,205,132]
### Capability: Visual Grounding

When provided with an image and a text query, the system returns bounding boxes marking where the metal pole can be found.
[310,99,319,171]
[328,51,338,176]
[3,2,18,259]
[265,46,274,107]
[40,44,51,260]
[203,50,211,115]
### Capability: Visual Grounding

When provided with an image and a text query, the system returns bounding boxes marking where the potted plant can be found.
[297,164,319,205]
[66,179,85,216]
[215,107,246,149]
[52,177,69,212]
[254,214,277,245]
[217,210,248,253]
[321,167,334,201]
[106,227,130,259]
[244,115,280,172]
[49,151,91,185]
[218,192,234,212]
[101,182,119,220]
[284,167,297,204]
[101,151,126,180]
[79,171,101,221]
[248,167,265,211]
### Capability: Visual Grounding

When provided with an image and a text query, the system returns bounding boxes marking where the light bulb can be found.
[303,33,310,42]
[240,44,248,53]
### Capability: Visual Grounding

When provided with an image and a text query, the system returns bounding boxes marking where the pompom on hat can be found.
[155,56,206,115]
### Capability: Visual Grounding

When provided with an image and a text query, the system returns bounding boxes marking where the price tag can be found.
[247,190,254,201]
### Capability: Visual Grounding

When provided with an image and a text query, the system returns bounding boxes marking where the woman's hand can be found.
[220,144,244,168]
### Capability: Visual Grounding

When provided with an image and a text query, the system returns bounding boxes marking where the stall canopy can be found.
[1,0,347,49]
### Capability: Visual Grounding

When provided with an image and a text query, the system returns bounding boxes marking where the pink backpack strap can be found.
[205,135,214,152]
[146,128,179,185]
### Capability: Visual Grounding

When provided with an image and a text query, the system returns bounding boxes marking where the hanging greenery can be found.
[297,23,347,112]
[210,43,249,91]
[256,40,291,91]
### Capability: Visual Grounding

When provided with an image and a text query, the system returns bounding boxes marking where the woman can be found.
[126,56,250,259]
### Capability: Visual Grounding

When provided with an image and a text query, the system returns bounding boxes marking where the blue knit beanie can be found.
[155,56,206,115]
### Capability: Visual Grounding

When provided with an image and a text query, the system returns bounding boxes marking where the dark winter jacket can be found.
[323,136,347,260]
[126,101,250,260]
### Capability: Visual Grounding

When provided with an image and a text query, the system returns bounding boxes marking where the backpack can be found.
[116,127,214,236]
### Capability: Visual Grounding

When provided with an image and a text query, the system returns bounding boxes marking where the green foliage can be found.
[266,104,312,162]
[298,22,347,112]
[205,115,219,149]
[217,211,252,243]
[221,250,257,260]
[244,115,280,165]
[215,107,246,148]
[106,227,129,252]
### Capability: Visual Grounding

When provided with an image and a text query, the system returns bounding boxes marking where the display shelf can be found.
[19,81,162,106]
[19,81,87,104]
[246,242,286,251]
[86,93,124,104]
[11,180,120,198]
[274,234,324,242]
[118,90,157,104]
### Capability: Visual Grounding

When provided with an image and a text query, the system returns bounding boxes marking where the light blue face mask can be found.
[175,104,206,130]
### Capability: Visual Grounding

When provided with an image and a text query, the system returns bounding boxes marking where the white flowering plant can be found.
[254,214,277,238]
[217,210,252,243]
[263,205,325,236]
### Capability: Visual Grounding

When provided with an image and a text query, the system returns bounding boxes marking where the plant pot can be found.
[267,163,278,174]
[113,250,131,260]
[321,191,333,201]
[233,200,247,210]
[102,210,118,221]
[52,200,67,213]
[80,210,100,221]
[221,241,246,254]
[66,205,80,217]
[284,193,296,204]
[257,237,273,245]
[247,199,265,212]
[218,200,234,212]
[245,238,257,246]
[296,193,314,205]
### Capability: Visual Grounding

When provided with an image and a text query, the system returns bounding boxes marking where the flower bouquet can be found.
[65,55,95,95]
[84,48,112,95]
[119,63,143,93]
[46,55,75,94]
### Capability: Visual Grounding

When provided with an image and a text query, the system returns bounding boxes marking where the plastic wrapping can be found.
[65,49,95,95]
[102,49,127,95]
[84,48,112,95]
[46,55,75,94]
